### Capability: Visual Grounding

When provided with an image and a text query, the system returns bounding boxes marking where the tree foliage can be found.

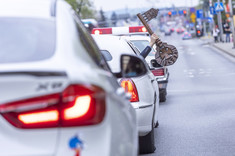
[65,0,95,19]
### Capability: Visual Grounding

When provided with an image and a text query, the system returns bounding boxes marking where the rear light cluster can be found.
[129,26,147,33]
[120,79,139,102]
[0,85,106,129]
[91,26,147,35]
[151,68,165,76]
[92,28,112,35]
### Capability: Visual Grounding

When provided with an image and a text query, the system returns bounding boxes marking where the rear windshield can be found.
[0,18,55,63]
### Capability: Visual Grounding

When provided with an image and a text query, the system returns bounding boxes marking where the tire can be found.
[139,128,156,154]
[159,89,167,102]
[155,121,159,128]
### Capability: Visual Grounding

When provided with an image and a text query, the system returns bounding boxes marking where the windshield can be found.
[0,18,55,63]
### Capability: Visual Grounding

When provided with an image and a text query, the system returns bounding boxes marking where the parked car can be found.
[93,35,160,154]
[123,35,169,102]
[0,0,140,155]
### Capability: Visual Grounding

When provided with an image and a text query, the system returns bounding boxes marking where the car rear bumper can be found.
[157,73,169,90]
[132,103,154,136]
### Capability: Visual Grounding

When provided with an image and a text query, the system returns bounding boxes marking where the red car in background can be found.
[176,27,185,34]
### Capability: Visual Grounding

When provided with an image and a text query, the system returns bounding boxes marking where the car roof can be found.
[0,0,55,18]
[121,35,150,42]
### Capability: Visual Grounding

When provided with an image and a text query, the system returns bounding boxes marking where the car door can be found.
[127,41,159,124]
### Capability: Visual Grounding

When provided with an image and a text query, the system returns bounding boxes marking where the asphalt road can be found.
[141,33,235,156]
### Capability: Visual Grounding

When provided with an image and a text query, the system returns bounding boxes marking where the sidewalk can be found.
[200,36,235,57]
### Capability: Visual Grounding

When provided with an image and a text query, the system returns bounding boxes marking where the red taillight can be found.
[120,79,139,102]
[0,85,106,129]
[93,30,101,35]
[61,85,105,127]
[129,26,147,33]
[151,68,165,76]
[91,28,112,34]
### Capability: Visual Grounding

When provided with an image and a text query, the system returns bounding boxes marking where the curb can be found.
[210,43,235,58]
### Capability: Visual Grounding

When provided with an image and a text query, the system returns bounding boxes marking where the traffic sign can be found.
[196,9,203,19]
[190,7,196,13]
[178,10,183,15]
[190,13,196,23]
[172,10,177,16]
[214,2,224,12]
[210,6,217,15]
[202,17,213,23]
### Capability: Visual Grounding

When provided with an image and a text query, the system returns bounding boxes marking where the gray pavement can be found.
[200,36,235,57]
[140,34,235,156]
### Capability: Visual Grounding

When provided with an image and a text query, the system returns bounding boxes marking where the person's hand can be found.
[150,33,158,47]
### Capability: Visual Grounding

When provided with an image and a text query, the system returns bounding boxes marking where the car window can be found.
[100,50,112,61]
[0,18,55,63]
[73,14,111,72]
[131,40,155,56]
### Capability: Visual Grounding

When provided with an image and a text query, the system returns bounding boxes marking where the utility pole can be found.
[229,0,235,48]
[217,0,224,42]
[203,0,208,36]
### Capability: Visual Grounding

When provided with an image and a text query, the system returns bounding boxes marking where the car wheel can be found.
[139,128,156,154]
[159,89,167,102]
[155,121,159,128]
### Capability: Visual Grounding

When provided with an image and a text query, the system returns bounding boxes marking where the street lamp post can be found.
[228,0,235,48]
[217,0,224,42]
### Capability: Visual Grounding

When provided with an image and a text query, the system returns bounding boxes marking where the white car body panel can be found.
[0,0,138,156]
[93,35,159,136]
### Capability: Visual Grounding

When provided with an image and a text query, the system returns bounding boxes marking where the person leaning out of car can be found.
[140,33,158,58]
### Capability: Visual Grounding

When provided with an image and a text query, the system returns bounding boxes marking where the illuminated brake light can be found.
[64,95,91,120]
[120,79,139,102]
[18,110,59,124]
[142,27,147,32]
[94,30,100,35]
[129,26,147,33]
[92,28,112,34]
[0,85,106,129]
[151,68,165,76]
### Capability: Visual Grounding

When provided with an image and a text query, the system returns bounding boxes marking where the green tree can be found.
[65,0,95,19]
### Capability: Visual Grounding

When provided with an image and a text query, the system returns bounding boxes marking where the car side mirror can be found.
[119,54,148,78]
[150,59,162,68]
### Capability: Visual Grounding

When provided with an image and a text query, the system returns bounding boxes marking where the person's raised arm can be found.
[140,33,158,58]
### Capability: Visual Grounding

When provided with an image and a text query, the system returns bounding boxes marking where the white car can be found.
[92,26,169,102]
[0,0,140,156]
[124,35,169,102]
[93,35,159,154]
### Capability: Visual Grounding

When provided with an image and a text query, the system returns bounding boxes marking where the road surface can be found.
[141,33,235,156]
